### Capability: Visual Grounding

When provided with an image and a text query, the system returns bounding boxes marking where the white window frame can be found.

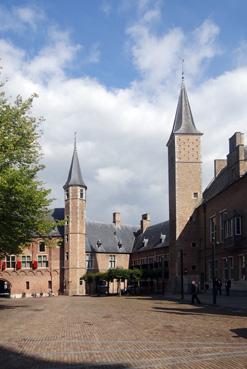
[109,255,116,269]
[37,254,48,268]
[6,255,16,269]
[22,255,31,268]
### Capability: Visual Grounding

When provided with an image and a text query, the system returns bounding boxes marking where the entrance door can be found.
[0,279,11,297]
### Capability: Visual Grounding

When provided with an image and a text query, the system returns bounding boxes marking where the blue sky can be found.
[1,0,247,225]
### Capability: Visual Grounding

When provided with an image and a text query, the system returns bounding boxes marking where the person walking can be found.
[218,279,222,296]
[191,280,201,304]
[225,279,231,296]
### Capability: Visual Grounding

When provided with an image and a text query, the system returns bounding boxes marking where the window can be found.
[38,255,48,268]
[65,189,69,199]
[192,265,196,271]
[191,242,196,248]
[109,255,116,269]
[39,242,45,252]
[65,252,69,261]
[48,281,52,289]
[209,216,216,242]
[6,255,16,268]
[86,254,93,269]
[65,234,68,243]
[193,192,198,199]
[235,216,242,235]
[239,255,246,280]
[26,281,30,290]
[22,255,31,268]
[80,188,85,200]
[65,216,69,226]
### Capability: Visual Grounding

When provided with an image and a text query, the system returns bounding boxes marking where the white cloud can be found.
[1,5,247,228]
[0,4,44,32]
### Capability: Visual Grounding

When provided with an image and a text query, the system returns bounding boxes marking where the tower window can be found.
[193,192,198,199]
[80,188,85,200]
[39,242,45,252]
[65,235,68,243]
[65,189,69,200]
[65,252,69,261]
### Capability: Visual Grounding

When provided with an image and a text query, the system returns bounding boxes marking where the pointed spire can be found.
[170,81,202,136]
[63,136,87,189]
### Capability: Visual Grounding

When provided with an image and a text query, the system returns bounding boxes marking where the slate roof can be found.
[132,221,169,253]
[64,147,87,189]
[86,221,137,253]
[47,208,64,237]
[48,209,137,253]
[168,82,202,144]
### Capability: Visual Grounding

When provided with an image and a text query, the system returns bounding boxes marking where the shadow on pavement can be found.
[0,345,132,369]
[0,304,29,310]
[151,304,247,317]
[231,328,247,339]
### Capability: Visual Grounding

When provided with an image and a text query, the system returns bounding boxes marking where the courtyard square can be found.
[0,295,247,369]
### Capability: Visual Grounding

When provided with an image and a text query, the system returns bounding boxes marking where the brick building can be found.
[0,80,246,297]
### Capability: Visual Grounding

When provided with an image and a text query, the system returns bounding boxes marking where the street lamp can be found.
[212,236,217,305]
[161,256,165,295]
[180,250,184,301]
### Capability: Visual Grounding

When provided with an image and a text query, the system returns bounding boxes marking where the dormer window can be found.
[97,240,102,248]
[142,238,148,247]
[118,241,122,249]
[160,234,166,243]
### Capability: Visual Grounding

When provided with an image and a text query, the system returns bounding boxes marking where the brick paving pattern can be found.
[0,295,247,368]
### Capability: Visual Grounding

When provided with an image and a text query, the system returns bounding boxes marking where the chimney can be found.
[214,159,227,178]
[229,132,244,153]
[113,212,121,227]
[140,213,150,233]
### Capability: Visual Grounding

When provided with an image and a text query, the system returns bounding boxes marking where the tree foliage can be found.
[0,85,53,256]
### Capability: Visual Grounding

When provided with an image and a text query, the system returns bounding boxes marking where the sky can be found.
[1,0,247,226]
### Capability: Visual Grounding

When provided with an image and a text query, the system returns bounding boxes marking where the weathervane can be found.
[181,58,185,82]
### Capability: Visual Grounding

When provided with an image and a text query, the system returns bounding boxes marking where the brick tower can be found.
[167,80,203,286]
[63,137,87,296]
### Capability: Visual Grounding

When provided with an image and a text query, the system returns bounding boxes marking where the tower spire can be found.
[63,135,87,189]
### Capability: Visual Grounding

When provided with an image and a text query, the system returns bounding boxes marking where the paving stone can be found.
[0,296,247,369]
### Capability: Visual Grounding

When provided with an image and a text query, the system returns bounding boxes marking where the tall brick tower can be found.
[63,137,87,296]
[167,80,203,286]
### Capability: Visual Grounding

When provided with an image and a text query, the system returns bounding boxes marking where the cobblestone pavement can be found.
[0,295,247,369]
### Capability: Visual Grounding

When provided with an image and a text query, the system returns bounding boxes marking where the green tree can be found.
[0,86,53,256]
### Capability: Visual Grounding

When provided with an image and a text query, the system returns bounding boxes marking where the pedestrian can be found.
[225,279,231,296]
[191,280,201,304]
[218,279,222,296]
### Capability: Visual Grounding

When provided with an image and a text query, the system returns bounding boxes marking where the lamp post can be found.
[161,256,165,295]
[212,236,217,305]
[180,250,184,301]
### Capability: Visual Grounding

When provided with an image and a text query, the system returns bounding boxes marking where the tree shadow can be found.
[231,328,247,339]
[152,304,247,317]
[0,345,132,369]
[0,304,29,310]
